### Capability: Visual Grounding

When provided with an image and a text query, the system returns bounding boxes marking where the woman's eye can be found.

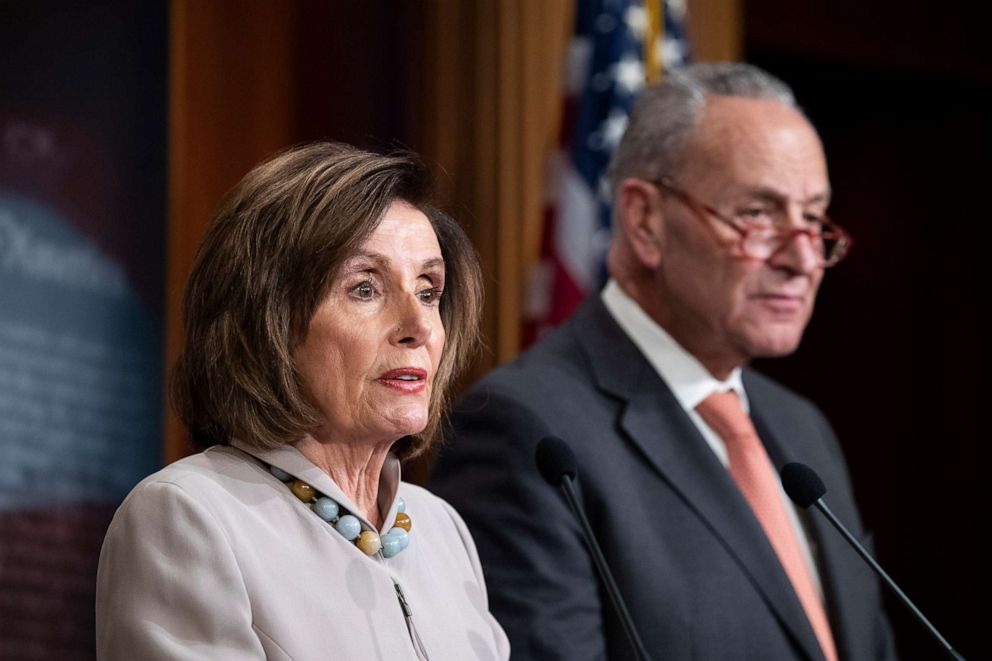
[351,281,376,300]
[417,287,443,305]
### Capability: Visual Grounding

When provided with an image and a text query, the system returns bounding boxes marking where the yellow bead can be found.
[356,530,382,555]
[291,480,315,502]
[393,511,412,532]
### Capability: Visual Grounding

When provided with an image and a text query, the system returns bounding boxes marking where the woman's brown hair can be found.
[172,142,482,460]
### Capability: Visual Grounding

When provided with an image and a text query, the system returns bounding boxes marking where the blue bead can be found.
[387,527,410,550]
[381,535,403,558]
[269,466,292,482]
[313,497,340,522]
[397,497,406,513]
[335,515,361,541]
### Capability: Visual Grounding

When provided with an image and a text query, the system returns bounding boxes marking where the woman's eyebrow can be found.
[345,253,445,272]
[343,251,389,270]
[421,257,445,271]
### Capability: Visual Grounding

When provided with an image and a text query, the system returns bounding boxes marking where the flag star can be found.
[597,176,613,202]
[624,5,648,40]
[600,108,629,150]
[591,70,613,93]
[587,132,606,152]
[593,227,613,254]
[565,38,593,95]
[667,0,689,21]
[657,36,688,68]
[612,52,645,95]
[595,12,617,33]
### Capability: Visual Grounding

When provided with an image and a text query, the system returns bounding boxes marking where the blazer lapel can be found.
[571,298,826,661]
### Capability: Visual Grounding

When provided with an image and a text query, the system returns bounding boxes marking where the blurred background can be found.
[0,1,985,658]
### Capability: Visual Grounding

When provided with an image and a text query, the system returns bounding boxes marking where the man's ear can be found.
[615,178,665,269]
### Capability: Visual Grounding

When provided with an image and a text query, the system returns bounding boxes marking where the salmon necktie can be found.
[696,390,838,661]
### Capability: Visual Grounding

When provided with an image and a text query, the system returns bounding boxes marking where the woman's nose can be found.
[391,295,432,347]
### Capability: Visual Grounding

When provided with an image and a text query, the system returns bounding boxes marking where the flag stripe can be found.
[523,0,690,348]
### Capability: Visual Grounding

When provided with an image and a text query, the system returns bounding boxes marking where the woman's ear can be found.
[615,178,665,269]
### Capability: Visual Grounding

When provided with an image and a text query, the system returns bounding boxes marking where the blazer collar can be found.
[571,297,828,661]
[229,439,404,535]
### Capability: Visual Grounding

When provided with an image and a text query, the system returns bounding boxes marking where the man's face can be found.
[652,96,830,374]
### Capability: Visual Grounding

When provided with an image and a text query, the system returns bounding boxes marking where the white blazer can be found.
[96,441,510,660]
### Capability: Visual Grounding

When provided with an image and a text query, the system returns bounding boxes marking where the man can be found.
[430,63,896,660]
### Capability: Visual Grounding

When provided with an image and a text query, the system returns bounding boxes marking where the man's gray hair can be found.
[607,62,800,193]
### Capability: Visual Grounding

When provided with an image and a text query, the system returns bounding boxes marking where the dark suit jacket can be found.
[430,296,896,660]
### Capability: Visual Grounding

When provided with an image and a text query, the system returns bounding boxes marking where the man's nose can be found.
[769,226,823,273]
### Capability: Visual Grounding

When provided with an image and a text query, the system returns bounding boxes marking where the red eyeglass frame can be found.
[649,177,853,267]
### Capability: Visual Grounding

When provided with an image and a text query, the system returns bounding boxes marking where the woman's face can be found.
[295,201,446,446]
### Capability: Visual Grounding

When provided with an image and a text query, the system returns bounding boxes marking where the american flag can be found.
[522,0,690,347]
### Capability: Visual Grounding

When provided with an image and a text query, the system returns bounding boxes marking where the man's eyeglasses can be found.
[650,178,853,268]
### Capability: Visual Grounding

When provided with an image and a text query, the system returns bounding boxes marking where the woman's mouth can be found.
[377,368,428,393]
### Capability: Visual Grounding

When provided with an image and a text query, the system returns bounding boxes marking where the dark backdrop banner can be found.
[0,2,166,658]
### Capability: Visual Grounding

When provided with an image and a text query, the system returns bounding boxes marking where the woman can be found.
[96,143,510,660]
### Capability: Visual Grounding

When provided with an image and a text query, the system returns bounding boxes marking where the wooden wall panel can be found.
[421,0,573,369]
[687,0,743,62]
[166,0,299,462]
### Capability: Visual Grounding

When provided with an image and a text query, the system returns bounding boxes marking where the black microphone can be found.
[535,436,653,661]
[780,462,966,661]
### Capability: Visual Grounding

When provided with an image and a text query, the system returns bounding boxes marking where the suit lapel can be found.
[800,491,864,661]
[571,298,826,661]
[748,378,866,661]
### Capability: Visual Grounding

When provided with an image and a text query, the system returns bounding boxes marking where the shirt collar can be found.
[600,279,748,412]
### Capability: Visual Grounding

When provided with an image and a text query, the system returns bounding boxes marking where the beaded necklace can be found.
[267,464,412,557]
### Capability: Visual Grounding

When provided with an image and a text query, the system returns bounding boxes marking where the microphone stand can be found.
[812,498,965,661]
[557,474,653,661]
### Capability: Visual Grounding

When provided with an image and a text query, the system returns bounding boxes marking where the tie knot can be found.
[696,390,755,440]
